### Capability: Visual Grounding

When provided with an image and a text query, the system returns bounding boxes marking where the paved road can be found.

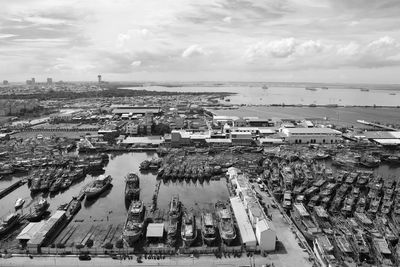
[252,184,315,267]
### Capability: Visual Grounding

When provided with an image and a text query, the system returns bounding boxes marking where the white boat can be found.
[15,198,25,210]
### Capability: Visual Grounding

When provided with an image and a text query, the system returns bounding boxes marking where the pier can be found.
[0,179,26,199]
[356,120,398,131]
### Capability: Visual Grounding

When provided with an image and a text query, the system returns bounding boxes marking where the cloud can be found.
[131,60,142,67]
[182,44,208,58]
[0,34,17,39]
[245,38,297,59]
[222,16,232,23]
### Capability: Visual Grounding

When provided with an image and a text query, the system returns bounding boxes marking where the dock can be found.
[0,179,26,199]
[356,120,398,131]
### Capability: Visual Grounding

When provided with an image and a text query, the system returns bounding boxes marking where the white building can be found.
[256,219,276,251]
[280,127,342,144]
[230,197,257,249]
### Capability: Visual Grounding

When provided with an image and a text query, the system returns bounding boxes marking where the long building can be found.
[279,127,342,144]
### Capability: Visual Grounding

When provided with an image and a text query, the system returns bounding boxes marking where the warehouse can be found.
[230,197,257,249]
[255,219,276,251]
[279,127,342,144]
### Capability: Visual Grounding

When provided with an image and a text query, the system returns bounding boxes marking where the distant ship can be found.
[0,213,20,235]
[305,87,317,91]
[181,211,197,247]
[125,173,140,203]
[215,201,236,245]
[84,175,112,199]
[26,198,50,222]
[123,200,145,246]
[262,85,268,89]
[360,88,369,92]
[201,212,217,246]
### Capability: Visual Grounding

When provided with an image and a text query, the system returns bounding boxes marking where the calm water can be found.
[0,152,230,222]
[124,86,400,106]
[211,106,400,127]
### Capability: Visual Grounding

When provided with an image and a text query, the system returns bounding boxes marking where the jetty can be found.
[356,120,398,131]
[0,179,26,199]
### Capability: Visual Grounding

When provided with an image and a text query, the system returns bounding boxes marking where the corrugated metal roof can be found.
[230,197,257,246]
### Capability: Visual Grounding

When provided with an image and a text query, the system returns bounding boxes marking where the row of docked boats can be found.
[122,192,236,248]
[139,158,162,172]
[262,148,400,266]
[167,198,236,247]
[29,167,86,193]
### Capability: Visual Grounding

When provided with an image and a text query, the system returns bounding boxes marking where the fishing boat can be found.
[167,220,178,247]
[49,177,63,193]
[123,200,145,246]
[215,201,236,245]
[168,195,182,222]
[313,234,340,267]
[84,175,112,199]
[359,155,380,168]
[201,212,217,246]
[125,173,140,203]
[291,203,320,242]
[181,211,197,247]
[26,199,50,222]
[0,213,20,235]
[15,198,25,210]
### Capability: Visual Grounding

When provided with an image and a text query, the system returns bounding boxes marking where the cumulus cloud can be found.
[181,44,208,58]
[245,38,308,60]
[131,60,142,67]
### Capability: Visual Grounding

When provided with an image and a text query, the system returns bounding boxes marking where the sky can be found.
[1,0,400,83]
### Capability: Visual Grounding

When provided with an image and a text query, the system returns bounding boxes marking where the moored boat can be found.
[215,201,236,245]
[181,211,197,247]
[0,213,20,235]
[201,212,217,246]
[125,173,140,203]
[291,203,320,242]
[168,195,182,222]
[26,198,50,222]
[15,198,25,210]
[84,175,112,199]
[123,200,145,246]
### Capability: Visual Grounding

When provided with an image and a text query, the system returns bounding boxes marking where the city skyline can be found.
[1,0,400,84]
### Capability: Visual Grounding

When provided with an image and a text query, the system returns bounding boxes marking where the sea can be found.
[123,84,400,106]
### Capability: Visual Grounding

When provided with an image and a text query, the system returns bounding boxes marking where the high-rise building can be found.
[26,80,32,85]
[2,80,8,85]
[98,75,102,83]
[47,78,53,85]
[31,78,35,84]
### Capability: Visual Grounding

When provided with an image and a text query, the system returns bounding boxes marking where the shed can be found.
[255,219,276,251]
[230,197,257,248]
[16,221,46,242]
[146,223,164,239]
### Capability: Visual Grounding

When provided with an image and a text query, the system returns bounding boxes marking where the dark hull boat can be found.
[84,175,112,199]
[125,173,140,203]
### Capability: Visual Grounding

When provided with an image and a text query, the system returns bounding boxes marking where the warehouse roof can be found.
[112,108,161,114]
[122,136,164,145]
[282,127,341,134]
[146,223,164,238]
[230,197,257,246]
[16,221,46,240]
